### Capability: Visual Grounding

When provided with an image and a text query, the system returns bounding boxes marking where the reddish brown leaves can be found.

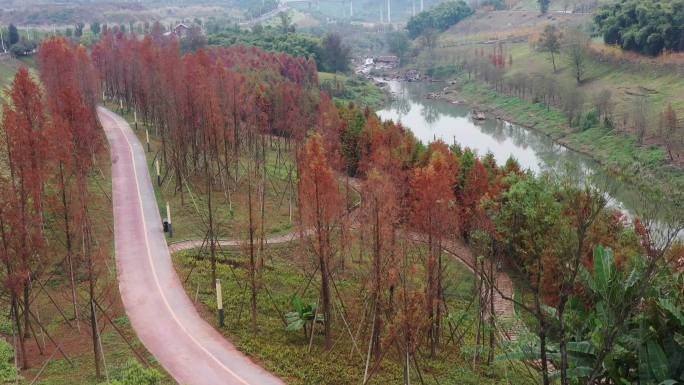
[409,142,459,238]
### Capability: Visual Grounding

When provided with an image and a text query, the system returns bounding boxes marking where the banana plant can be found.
[498,245,684,384]
[285,296,324,338]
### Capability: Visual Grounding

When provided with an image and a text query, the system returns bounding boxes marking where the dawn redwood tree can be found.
[298,133,343,349]
[361,168,401,361]
[38,37,105,379]
[458,158,490,239]
[0,68,51,369]
[409,141,458,357]
[554,181,606,385]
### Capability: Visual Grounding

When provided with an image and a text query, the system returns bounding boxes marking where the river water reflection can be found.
[376,80,662,217]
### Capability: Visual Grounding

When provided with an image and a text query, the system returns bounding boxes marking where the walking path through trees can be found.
[100,107,285,385]
[169,189,525,342]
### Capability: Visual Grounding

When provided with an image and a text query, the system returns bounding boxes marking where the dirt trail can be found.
[170,186,525,342]
[100,107,285,385]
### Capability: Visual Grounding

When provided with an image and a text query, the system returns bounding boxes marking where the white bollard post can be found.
[166,201,173,238]
[216,279,224,327]
[155,159,161,186]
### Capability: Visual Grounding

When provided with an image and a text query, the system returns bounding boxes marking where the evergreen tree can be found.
[8,24,19,45]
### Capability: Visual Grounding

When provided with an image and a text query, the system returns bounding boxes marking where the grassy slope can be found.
[504,42,684,118]
[319,72,388,109]
[172,243,531,385]
[428,15,684,192]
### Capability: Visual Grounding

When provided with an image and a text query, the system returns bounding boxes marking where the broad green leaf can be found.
[624,268,640,291]
[541,304,558,319]
[286,319,305,331]
[658,298,684,327]
[647,340,671,382]
[639,322,651,383]
[579,265,595,293]
[593,245,613,300]
[674,333,684,349]
[658,380,677,385]
[568,341,597,356]
[292,297,304,313]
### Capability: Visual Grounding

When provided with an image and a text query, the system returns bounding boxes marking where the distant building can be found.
[173,23,191,36]
[375,56,399,65]
[373,55,400,70]
[163,23,201,38]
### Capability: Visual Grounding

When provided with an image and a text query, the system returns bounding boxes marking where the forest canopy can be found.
[406,0,473,38]
[594,0,684,56]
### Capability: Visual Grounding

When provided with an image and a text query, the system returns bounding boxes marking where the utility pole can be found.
[350,0,353,18]
[421,0,424,12]
[387,0,391,24]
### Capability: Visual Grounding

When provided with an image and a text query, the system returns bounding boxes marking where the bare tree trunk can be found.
[248,169,258,332]
[12,295,28,369]
[59,164,79,330]
[22,284,30,340]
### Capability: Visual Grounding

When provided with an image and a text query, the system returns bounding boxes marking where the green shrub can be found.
[427,64,460,79]
[0,339,17,383]
[406,0,473,38]
[101,360,163,385]
[581,110,599,131]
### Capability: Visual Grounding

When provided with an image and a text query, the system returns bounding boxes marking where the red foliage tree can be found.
[298,133,343,349]
[0,68,50,369]
[38,37,105,378]
[409,141,458,356]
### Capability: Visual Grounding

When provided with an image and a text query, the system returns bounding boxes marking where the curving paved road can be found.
[100,107,285,385]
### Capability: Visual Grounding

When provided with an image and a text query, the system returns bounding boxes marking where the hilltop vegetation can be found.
[595,0,684,56]
[406,0,473,38]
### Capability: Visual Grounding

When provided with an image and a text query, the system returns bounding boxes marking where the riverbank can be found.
[430,77,684,199]
[319,72,389,109]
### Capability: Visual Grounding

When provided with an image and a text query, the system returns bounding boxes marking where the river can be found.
[376,80,664,219]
